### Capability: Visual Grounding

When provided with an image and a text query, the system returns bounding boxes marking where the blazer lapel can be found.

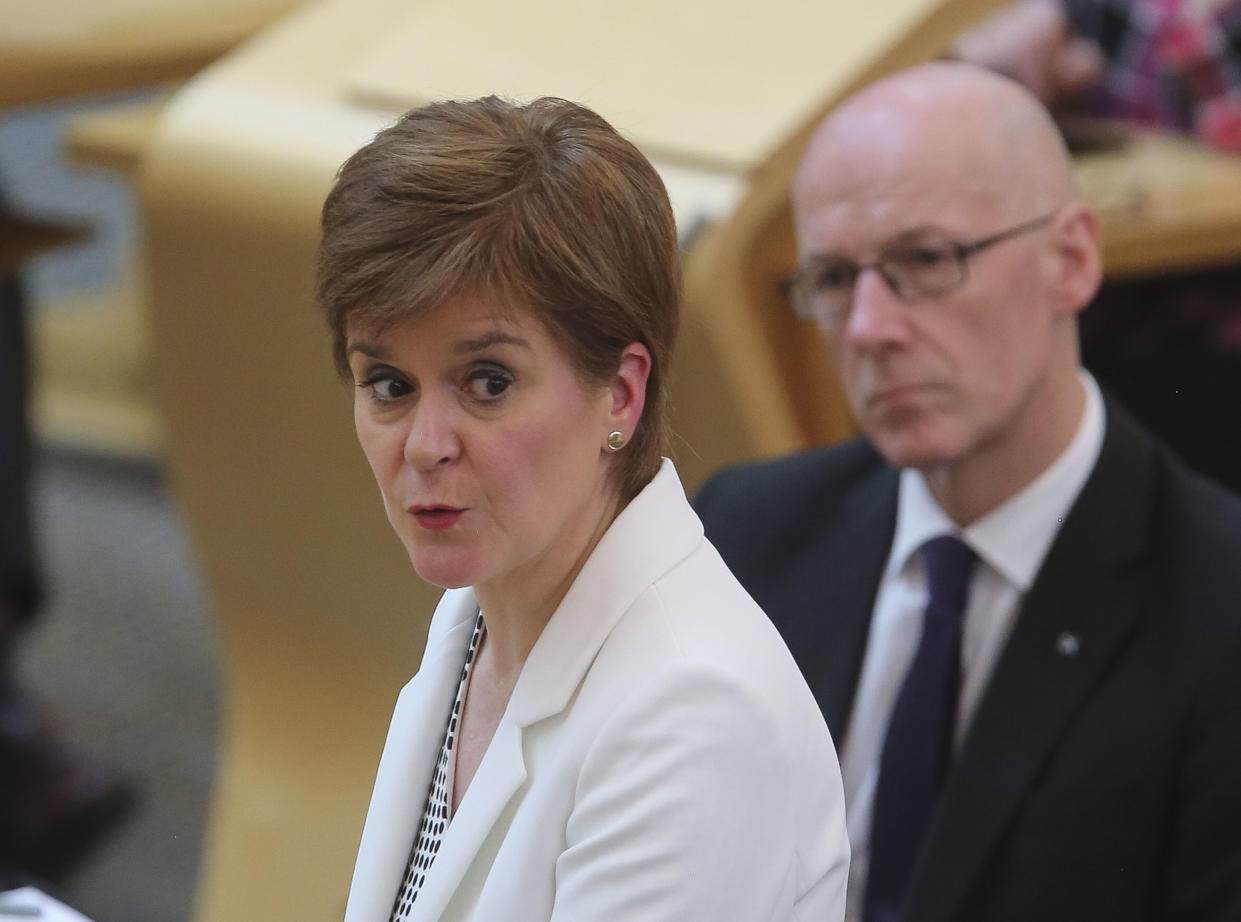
[408,717,528,922]
[345,593,479,922]
[906,406,1157,922]
[508,459,705,730]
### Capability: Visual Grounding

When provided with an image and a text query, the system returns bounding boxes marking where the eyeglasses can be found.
[781,212,1057,328]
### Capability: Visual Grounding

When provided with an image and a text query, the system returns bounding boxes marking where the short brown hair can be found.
[317,96,680,502]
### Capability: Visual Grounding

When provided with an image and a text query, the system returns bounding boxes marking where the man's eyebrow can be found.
[887,223,950,242]
[801,224,952,262]
[453,331,530,354]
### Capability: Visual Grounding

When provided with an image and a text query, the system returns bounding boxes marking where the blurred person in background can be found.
[0,193,133,884]
[317,96,850,922]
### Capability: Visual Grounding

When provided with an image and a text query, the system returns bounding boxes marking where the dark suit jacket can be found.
[694,401,1241,922]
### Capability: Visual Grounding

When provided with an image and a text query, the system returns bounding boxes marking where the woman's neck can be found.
[474,489,622,680]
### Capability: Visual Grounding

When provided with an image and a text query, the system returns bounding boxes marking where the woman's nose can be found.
[403,398,461,470]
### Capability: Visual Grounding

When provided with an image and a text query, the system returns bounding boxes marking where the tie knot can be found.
[921,534,977,616]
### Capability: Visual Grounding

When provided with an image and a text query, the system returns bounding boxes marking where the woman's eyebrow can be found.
[453,331,530,354]
[346,340,389,360]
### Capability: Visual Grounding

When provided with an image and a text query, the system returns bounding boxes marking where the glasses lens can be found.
[787,258,857,324]
[882,238,963,299]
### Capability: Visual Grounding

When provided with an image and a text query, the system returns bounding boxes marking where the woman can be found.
[317,96,848,922]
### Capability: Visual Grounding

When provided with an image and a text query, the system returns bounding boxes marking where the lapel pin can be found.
[1056,632,1081,657]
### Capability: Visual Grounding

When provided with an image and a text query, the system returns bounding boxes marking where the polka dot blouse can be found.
[390,612,486,922]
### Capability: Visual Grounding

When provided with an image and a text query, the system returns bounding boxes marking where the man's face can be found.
[792,124,1064,474]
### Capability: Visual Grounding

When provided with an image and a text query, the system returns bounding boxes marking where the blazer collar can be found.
[490,458,698,729]
[906,400,1157,922]
[368,459,701,920]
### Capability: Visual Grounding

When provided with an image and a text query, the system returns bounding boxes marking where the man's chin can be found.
[867,425,961,472]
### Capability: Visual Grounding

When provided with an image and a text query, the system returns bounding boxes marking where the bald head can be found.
[795,62,1076,231]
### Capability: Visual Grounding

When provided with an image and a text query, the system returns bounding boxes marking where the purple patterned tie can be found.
[864,534,977,922]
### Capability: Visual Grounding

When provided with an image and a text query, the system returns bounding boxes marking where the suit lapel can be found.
[906,405,1158,922]
[344,593,478,922]
[796,462,898,738]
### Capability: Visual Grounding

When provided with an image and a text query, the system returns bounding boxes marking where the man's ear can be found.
[605,342,651,447]
[1048,202,1103,317]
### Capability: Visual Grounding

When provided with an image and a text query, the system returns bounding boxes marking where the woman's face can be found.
[347,297,624,600]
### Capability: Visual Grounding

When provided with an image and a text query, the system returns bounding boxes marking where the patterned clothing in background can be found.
[1061,0,1241,495]
[1066,0,1241,149]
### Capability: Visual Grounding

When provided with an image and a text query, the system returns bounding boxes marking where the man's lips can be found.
[867,383,933,407]
[408,505,467,531]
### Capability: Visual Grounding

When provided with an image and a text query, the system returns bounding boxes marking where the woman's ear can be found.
[606,342,652,445]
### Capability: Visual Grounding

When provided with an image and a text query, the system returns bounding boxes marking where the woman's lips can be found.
[409,505,466,531]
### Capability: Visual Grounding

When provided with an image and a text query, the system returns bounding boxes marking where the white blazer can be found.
[343,460,849,922]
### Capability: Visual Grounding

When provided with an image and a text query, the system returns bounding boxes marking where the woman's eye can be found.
[357,374,412,403]
[465,369,512,401]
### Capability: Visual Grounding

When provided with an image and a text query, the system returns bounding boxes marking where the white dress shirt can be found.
[839,373,1106,922]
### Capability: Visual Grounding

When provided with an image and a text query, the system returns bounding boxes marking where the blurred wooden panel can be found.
[64,96,168,172]
[1071,124,1241,277]
[1,0,299,104]
[347,0,1007,172]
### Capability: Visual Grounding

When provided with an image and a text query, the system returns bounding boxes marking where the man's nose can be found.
[842,266,909,349]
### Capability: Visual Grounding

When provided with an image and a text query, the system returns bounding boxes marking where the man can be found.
[695,62,1241,922]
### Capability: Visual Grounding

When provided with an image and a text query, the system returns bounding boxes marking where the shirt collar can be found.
[888,371,1106,590]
